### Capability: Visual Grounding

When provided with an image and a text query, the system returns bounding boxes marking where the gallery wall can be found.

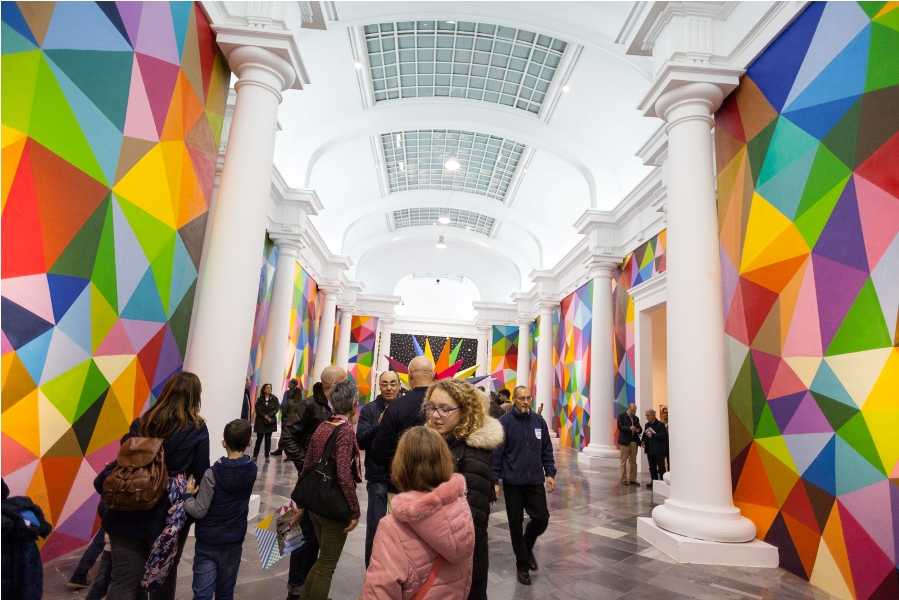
[490,324,519,393]
[348,315,378,403]
[553,281,593,449]
[1,1,229,558]
[716,2,898,598]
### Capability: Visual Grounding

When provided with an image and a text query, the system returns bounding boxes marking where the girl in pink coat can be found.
[362,426,475,600]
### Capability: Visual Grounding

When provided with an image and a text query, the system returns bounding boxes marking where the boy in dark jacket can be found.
[185,419,258,600]
[2,479,52,600]
[492,386,557,586]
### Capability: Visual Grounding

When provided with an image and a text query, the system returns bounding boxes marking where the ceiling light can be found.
[353,60,364,70]
[562,84,571,93]
[395,133,403,147]
[399,161,405,172]
[438,214,451,225]
[446,20,457,25]
[444,157,461,172]
[436,235,447,249]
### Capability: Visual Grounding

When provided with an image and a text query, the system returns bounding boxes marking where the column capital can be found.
[269,232,304,256]
[639,64,741,120]
[536,299,557,312]
[337,304,358,316]
[317,282,343,297]
[584,256,620,279]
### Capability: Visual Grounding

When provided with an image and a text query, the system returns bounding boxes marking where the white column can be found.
[311,287,339,383]
[580,260,620,460]
[651,82,755,543]
[258,236,302,395]
[335,307,353,369]
[535,302,555,422]
[376,320,393,372]
[516,320,530,391]
[184,46,298,460]
[475,325,491,377]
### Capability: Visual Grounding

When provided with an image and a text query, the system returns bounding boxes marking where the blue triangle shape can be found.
[42,1,132,52]
[2,21,36,54]
[784,95,860,141]
[17,329,53,383]
[747,2,826,111]
[1,297,54,350]
[801,434,836,496]
[122,268,167,322]
[810,361,856,408]
[1,2,37,45]
[47,274,90,323]
[170,2,192,59]
[834,436,884,495]
[786,25,871,113]
[56,285,93,354]
[757,144,819,219]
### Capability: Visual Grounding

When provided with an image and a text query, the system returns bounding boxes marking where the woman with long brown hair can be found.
[96,371,210,600]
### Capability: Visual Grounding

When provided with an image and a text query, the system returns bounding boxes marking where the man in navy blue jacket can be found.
[492,385,557,586]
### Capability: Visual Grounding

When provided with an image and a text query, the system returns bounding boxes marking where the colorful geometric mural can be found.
[553,281,593,450]
[528,319,538,397]
[246,239,278,401]
[717,3,899,598]
[490,324,518,393]
[288,264,320,394]
[387,334,479,385]
[1,1,229,559]
[348,315,378,403]
[612,231,667,415]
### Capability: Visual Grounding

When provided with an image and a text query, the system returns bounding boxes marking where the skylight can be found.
[363,20,567,114]
[393,207,497,236]
[381,129,525,201]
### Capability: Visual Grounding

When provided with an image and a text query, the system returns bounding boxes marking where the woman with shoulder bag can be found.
[424,380,503,600]
[291,379,361,600]
[95,371,210,600]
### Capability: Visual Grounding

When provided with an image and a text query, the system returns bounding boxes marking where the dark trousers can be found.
[302,512,349,600]
[648,454,667,481]
[85,551,112,600]
[72,526,106,581]
[503,484,549,571]
[253,432,272,458]
[192,542,243,600]
[364,482,389,568]
[287,509,320,594]
[108,532,187,600]
[469,525,489,600]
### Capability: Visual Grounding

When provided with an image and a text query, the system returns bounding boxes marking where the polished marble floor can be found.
[43,443,836,600]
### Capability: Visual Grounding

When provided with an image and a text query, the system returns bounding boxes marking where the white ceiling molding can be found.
[473,302,519,327]
[389,316,479,339]
[538,43,582,124]
[355,294,403,319]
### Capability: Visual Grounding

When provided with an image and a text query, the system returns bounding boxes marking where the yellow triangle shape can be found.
[38,390,71,455]
[113,144,175,227]
[810,537,854,600]
[2,389,41,456]
[740,193,809,273]
[826,348,892,409]
[93,355,135,383]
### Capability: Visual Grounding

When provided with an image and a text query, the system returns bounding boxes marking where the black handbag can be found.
[291,425,352,522]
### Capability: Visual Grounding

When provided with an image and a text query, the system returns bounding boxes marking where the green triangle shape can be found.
[91,283,118,353]
[821,99,861,168]
[827,278,892,355]
[755,402,781,438]
[50,197,109,278]
[859,2,887,18]
[811,391,858,430]
[91,198,118,312]
[28,54,106,185]
[170,283,196,357]
[2,22,37,55]
[449,340,462,363]
[757,117,819,187]
[747,119,778,185]
[640,241,655,269]
[750,356,768,433]
[75,360,109,422]
[150,233,177,314]
[728,353,755,431]
[43,360,91,423]
[44,50,133,130]
[117,194,177,263]
[875,5,899,31]
[866,23,899,92]
[837,411,886,474]
[795,177,848,249]
[1,50,41,135]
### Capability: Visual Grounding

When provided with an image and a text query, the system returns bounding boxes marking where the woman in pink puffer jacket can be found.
[362,427,475,600]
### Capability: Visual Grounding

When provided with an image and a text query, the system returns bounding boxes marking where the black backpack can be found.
[291,424,351,522]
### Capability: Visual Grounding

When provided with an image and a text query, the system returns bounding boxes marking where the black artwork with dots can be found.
[389,334,478,370]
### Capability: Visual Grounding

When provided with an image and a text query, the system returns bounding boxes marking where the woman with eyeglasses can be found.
[423,379,503,600]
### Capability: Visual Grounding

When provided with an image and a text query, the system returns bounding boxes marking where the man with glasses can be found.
[356,370,401,567]
[370,356,435,478]
[493,386,556,586]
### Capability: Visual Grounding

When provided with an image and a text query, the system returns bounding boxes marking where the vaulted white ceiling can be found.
[272,1,658,302]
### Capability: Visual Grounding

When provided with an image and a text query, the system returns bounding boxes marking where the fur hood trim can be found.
[465,416,504,450]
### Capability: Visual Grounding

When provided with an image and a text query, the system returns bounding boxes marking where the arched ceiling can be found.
[273,1,658,303]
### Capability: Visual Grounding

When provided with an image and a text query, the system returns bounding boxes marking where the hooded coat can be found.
[446,416,503,600]
[362,474,474,600]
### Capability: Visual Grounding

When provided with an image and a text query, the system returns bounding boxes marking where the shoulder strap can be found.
[411,557,444,600]
[317,423,340,467]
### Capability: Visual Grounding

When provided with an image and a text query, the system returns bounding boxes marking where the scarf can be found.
[142,473,189,590]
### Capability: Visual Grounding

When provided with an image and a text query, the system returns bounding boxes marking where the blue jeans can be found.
[287,509,319,594]
[71,526,105,581]
[192,543,243,600]
[364,482,389,568]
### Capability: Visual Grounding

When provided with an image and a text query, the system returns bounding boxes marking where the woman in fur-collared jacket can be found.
[424,379,505,600]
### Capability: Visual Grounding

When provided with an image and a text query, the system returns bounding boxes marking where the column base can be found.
[637,517,778,567]
[577,444,619,467]
[652,479,670,500]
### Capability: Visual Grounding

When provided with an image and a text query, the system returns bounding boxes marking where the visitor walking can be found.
[272,379,302,457]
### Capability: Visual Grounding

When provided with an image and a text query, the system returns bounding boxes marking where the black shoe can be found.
[271,449,283,456]
[286,595,300,600]
[66,578,90,590]
[528,550,538,571]
[517,570,532,585]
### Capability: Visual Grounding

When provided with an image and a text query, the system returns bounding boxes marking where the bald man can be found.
[370,356,435,475]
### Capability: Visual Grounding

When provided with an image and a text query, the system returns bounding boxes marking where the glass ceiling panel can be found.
[381,129,525,201]
[363,20,567,114]
[393,207,496,237]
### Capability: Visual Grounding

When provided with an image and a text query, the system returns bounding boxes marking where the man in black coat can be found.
[617,403,642,485]
[370,356,435,475]
[642,408,668,488]
[492,386,557,586]
[356,370,400,567]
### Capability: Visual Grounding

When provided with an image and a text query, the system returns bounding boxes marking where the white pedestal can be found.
[652,479,670,500]
[577,445,619,467]
[637,517,779,567]
[189,493,262,537]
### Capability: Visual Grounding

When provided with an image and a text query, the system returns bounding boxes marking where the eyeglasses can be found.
[423,404,460,417]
